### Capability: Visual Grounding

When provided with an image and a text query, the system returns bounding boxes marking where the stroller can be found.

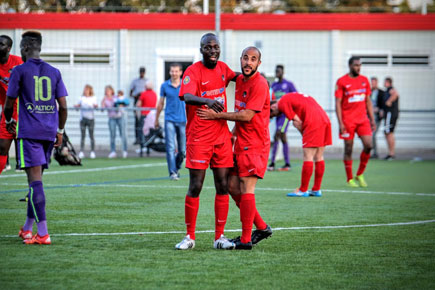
[140,127,166,157]
[53,131,82,166]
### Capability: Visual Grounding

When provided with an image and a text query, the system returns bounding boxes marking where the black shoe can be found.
[267,162,275,171]
[278,164,291,172]
[234,239,252,250]
[384,155,395,161]
[251,224,273,245]
[229,236,241,243]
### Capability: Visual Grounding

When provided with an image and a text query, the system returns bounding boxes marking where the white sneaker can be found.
[214,234,235,250]
[4,164,11,171]
[175,235,195,250]
[170,173,179,181]
[78,151,85,159]
[122,151,128,159]
[90,151,96,159]
[108,152,117,158]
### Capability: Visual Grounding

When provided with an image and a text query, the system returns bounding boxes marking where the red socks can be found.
[230,194,267,231]
[185,195,199,240]
[0,155,6,175]
[343,160,353,181]
[357,151,370,176]
[214,194,229,241]
[300,161,314,192]
[312,160,325,191]
[240,193,256,244]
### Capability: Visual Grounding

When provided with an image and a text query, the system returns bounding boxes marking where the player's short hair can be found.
[169,62,183,71]
[200,33,219,47]
[348,56,360,66]
[385,77,393,85]
[371,76,378,81]
[139,67,146,73]
[22,31,42,47]
[0,35,13,48]
[276,64,284,71]
[241,46,262,61]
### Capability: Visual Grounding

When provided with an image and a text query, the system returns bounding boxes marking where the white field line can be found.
[2,182,435,197]
[1,220,434,238]
[0,163,166,179]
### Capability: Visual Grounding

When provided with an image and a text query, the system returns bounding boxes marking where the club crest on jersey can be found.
[243,91,247,98]
[222,74,225,81]
[183,76,190,85]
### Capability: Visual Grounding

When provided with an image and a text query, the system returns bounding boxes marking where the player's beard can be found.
[242,65,258,77]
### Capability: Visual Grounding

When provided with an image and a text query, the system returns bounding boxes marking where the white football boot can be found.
[214,234,235,250]
[175,235,195,250]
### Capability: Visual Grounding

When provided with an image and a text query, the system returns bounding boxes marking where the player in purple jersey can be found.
[268,65,297,171]
[4,31,68,245]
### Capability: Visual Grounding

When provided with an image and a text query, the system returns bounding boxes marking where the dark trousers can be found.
[80,118,95,151]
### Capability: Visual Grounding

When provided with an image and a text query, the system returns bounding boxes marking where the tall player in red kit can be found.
[271,93,332,197]
[335,57,375,187]
[0,35,23,175]
[175,33,238,250]
[198,46,271,250]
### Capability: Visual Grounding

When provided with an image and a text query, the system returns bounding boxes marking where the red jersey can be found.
[0,55,23,105]
[139,89,157,116]
[335,74,371,124]
[234,73,270,154]
[278,93,330,130]
[179,61,235,145]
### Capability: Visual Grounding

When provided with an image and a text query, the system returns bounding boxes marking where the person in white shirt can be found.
[75,84,98,159]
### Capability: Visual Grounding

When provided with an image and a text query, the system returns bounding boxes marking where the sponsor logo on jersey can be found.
[203,87,225,97]
[25,102,55,114]
[348,94,366,103]
[183,76,190,85]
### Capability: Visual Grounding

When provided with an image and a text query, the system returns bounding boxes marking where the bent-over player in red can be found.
[335,56,375,188]
[271,93,332,197]
[0,35,22,175]
[198,46,271,250]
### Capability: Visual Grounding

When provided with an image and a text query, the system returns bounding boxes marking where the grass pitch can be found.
[0,157,434,289]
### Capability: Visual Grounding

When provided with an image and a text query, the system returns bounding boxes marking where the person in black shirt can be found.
[383,77,399,160]
[370,77,385,159]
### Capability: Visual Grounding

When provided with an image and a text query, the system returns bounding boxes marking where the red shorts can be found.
[339,119,372,140]
[230,152,268,179]
[185,138,233,170]
[302,122,332,148]
[0,102,18,139]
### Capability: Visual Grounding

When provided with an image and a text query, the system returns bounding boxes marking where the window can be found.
[392,55,430,66]
[41,49,114,66]
[350,51,431,67]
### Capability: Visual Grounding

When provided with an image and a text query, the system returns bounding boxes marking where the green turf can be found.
[0,158,434,289]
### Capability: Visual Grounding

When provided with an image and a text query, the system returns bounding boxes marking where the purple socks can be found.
[27,180,48,236]
[283,142,290,165]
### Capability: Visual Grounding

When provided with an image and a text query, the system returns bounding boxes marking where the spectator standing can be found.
[102,85,128,158]
[75,84,97,159]
[155,63,186,180]
[137,82,157,146]
[130,67,148,145]
[383,77,399,160]
[370,77,385,159]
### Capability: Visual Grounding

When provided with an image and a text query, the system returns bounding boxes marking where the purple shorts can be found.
[17,138,54,169]
[275,113,290,133]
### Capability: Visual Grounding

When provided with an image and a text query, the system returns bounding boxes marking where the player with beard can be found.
[175,33,238,250]
[335,57,375,187]
[197,46,271,250]
[0,35,23,175]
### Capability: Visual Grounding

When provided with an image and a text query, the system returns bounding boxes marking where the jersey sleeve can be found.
[55,70,68,98]
[179,66,198,100]
[335,78,344,99]
[6,67,20,99]
[288,81,297,93]
[225,64,236,87]
[364,77,372,99]
[246,81,268,112]
[278,95,296,120]
[160,83,166,98]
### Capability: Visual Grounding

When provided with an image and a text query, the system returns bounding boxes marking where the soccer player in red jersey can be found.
[197,46,271,250]
[335,57,375,187]
[175,33,238,250]
[271,93,332,197]
[0,35,23,175]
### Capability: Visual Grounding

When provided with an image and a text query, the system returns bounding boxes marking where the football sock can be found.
[28,181,46,223]
[271,142,278,163]
[231,194,266,230]
[23,217,35,232]
[185,195,199,240]
[240,193,256,244]
[343,160,353,181]
[214,194,229,241]
[312,160,325,191]
[300,161,314,192]
[283,143,290,165]
[37,220,48,237]
[357,151,371,176]
[0,155,7,175]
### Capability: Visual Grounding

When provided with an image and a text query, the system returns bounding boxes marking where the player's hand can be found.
[205,99,224,113]
[154,120,160,129]
[370,120,377,132]
[54,132,63,147]
[197,108,218,120]
[6,119,17,135]
[339,123,346,135]
[385,101,392,107]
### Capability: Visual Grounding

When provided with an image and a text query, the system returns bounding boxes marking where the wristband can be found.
[5,118,15,125]
[57,128,65,134]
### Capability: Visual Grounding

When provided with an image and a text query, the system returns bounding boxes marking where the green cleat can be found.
[355,175,368,187]
[347,179,359,188]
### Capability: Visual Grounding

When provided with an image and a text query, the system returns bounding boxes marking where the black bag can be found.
[53,132,82,166]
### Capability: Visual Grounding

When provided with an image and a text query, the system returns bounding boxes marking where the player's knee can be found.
[215,180,228,194]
